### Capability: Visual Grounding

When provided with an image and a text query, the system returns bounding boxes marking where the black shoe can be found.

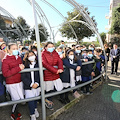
[65,97,70,103]
[59,98,67,104]
[111,72,114,74]
[115,72,119,75]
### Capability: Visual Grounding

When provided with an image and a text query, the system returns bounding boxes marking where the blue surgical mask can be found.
[61,44,64,47]
[25,46,29,49]
[47,47,54,53]
[82,53,87,56]
[12,50,19,56]
[88,54,93,58]
[22,52,25,55]
[89,47,94,50]
[58,52,62,55]
[76,50,81,54]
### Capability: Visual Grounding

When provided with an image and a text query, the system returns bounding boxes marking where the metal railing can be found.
[0,70,104,107]
[0,60,95,74]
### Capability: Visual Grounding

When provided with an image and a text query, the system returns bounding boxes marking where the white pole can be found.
[31,0,46,119]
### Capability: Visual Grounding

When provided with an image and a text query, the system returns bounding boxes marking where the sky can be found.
[0,0,110,42]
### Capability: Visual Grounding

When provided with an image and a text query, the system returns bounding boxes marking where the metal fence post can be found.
[31,0,46,120]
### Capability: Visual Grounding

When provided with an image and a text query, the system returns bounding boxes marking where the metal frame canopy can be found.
[30,0,107,120]
[0,0,107,120]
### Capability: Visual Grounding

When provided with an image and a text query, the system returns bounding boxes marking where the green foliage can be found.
[16,16,30,37]
[0,15,6,30]
[23,40,31,45]
[59,8,97,41]
[96,32,106,44]
[55,41,61,47]
[109,5,120,34]
[30,24,49,42]
[109,37,120,47]
[80,41,100,48]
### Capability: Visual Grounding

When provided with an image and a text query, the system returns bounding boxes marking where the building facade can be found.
[106,0,120,42]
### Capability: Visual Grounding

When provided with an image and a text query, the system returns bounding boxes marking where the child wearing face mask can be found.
[57,47,64,59]
[60,49,82,101]
[21,51,40,120]
[2,43,25,120]
[81,49,95,95]
[92,49,105,80]
[75,45,82,84]
[42,42,64,110]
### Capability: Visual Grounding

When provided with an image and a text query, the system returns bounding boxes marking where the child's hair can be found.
[63,48,77,61]
[44,42,54,49]
[31,46,37,51]
[95,49,102,53]
[23,50,37,67]
[8,43,17,50]
[22,47,28,51]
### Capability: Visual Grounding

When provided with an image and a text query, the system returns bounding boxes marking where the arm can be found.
[2,59,21,78]
[57,54,64,70]
[21,72,32,87]
[77,59,82,67]
[42,53,58,74]
[63,58,77,70]
[110,49,113,57]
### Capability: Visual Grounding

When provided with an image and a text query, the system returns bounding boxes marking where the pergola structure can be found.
[0,0,107,119]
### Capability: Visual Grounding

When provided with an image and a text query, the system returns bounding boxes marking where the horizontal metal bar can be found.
[45,71,104,98]
[0,60,95,74]
[0,70,104,107]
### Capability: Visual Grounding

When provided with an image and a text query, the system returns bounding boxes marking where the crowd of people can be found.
[0,39,107,120]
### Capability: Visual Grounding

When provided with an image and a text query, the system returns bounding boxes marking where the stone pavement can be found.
[56,61,120,120]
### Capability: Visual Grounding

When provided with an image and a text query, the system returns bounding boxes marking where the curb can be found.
[47,80,103,120]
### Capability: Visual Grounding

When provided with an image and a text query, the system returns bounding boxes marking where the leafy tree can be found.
[109,5,120,34]
[0,15,6,30]
[80,41,100,48]
[59,8,97,42]
[15,16,30,37]
[30,24,49,42]
[109,37,120,47]
[96,32,106,44]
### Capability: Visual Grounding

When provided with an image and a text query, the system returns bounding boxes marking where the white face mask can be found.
[28,56,36,62]
[34,51,37,55]
[69,55,74,60]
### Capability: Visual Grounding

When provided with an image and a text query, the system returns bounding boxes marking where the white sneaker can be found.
[35,109,39,118]
[30,114,36,120]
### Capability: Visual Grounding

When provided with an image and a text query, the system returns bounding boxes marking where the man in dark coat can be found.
[110,44,120,75]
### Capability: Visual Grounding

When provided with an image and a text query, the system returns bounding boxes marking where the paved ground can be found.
[57,61,120,120]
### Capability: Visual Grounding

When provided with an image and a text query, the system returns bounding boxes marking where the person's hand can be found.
[57,69,63,74]
[91,72,95,76]
[76,66,81,71]
[84,59,88,62]
[19,64,25,70]
[32,83,38,89]
[113,56,116,58]
[58,69,63,73]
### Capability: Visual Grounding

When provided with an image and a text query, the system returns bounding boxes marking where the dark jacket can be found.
[42,49,63,81]
[60,57,82,83]
[110,49,120,62]
[81,57,93,77]
[75,53,82,76]
[21,63,40,90]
